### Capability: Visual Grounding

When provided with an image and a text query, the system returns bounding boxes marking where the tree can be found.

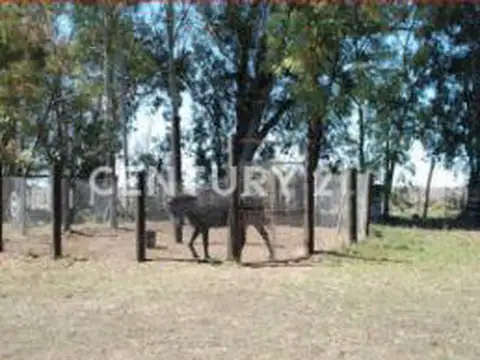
[167,0,184,243]
[267,4,388,253]
[181,3,296,260]
[0,5,52,174]
[417,5,480,223]
[68,3,156,228]
[364,6,427,219]
[133,2,191,242]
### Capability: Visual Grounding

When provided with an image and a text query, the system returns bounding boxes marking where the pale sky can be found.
[118,94,468,191]
[395,141,467,188]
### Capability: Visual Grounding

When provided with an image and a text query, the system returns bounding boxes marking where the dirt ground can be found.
[0,221,348,263]
[1,224,480,360]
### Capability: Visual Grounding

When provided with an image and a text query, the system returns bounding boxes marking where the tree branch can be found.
[258,98,295,139]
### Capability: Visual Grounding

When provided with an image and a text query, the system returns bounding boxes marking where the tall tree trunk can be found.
[62,108,72,232]
[54,102,67,236]
[104,6,117,229]
[383,155,395,220]
[227,17,250,262]
[422,157,436,220]
[167,0,183,243]
[15,119,27,235]
[122,102,130,220]
[358,102,366,172]
[213,115,227,182]
[304,119,323,256]
[463,172,480,224]
[228,58,254,261]
[119,60,130,220]
[64,113,77,231]
[225,5,281,261]
[228,133,244,262]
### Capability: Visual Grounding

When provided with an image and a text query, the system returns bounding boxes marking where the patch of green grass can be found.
[322,225,480,269]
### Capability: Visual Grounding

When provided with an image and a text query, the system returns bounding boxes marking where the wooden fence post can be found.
[304,148,315,256]
[269,171,278,247]
[304,168,315,256]
[348,168,358,244]
[228,133,248,262]
[227,134,237,261]
[52,162,63,259]
[136,170,146,262]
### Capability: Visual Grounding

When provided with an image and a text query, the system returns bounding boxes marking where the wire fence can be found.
[193,164,372,254]
[3,165,479,262]
[1,167,371,257]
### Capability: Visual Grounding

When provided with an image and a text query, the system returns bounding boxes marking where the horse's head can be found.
[165,194,198,222]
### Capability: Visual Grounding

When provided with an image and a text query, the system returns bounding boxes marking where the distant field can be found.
[1,225,480,360]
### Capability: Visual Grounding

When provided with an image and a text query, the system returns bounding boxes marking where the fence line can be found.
[2,167,372,253]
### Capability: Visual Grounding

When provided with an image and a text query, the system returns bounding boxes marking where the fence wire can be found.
[2,169,371,256]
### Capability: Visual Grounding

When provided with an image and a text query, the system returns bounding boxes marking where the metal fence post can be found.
[136,170,146,262]
[52,162,63,259]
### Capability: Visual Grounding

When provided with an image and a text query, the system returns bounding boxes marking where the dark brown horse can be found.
[166,193,275,261]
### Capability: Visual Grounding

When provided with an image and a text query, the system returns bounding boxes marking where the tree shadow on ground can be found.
[242,249,409,268]
[66,226,134,238]
[148,249,407,268]
[148,254,310,268]
[208,240,285,249]
[147,256,223,265]
[66,230,94,237]
[312,249,409,264]
[148,244,169,250]
[241,257,313,268]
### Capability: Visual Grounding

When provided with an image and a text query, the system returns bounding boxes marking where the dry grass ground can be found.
[1,223,480,360]
[0,221,346,262]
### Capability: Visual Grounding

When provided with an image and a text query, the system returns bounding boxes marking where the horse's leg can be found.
[201,228,211,260]
[253,223,275,261]
[188,227,200,259]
